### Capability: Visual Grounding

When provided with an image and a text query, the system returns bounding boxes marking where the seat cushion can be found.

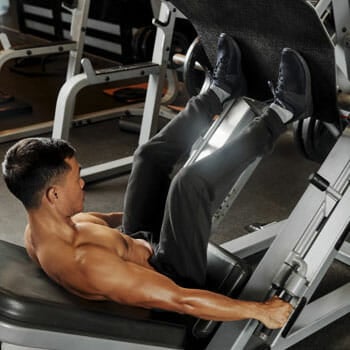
[0,240,250,348]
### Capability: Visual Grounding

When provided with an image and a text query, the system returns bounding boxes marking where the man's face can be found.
[54,156,85,216]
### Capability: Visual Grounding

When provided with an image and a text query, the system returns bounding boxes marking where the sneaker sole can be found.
[286,48,313,121]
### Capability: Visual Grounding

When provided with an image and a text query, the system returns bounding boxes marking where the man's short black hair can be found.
[2,137,76,209]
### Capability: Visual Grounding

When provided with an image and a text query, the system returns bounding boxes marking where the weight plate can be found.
[183,37,211,97]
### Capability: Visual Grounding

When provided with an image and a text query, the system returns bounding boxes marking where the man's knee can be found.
[171,166,210,199]
[133,141,160,163]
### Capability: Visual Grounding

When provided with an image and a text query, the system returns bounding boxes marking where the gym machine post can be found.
[0,0,89,143]
[52,0,181,182]
[208,127,350,350]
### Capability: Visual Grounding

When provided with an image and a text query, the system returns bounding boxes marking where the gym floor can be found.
[0,5,349,350]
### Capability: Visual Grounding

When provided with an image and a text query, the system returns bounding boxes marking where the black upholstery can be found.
[171,0,338,123]
[0,240,250,348]
[193,244,251,338]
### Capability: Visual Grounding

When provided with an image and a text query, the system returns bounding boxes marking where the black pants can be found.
[122,90,286,287]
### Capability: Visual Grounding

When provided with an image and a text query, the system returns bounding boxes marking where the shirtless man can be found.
[2,34,313,328]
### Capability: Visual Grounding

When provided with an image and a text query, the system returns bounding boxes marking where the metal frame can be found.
[306,0,350,92]
[332,0,350,80]
[0,321,170,350]
[183,98,263,230]
[222,220,350,265]
[207,127,350,349]
[52,0,179,182]
[313,0,350,91]
[53,59,162,181]
[0,0,90,143]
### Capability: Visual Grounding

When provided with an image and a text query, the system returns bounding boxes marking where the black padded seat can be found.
[171,0,338,124]
[0,240,250,349]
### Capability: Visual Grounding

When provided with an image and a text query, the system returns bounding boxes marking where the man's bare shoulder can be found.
[73,221,155,270]
[30,225,123,300]
[38,240,110,300]
[72,221,130,262]
[72,212,109,226]
[72,212,124,228]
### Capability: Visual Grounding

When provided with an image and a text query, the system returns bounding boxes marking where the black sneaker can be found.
[269,48,313,122]
[211,33,246,99]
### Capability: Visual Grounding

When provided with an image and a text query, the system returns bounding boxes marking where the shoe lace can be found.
[268,74,286,109]
[212,58,223,79]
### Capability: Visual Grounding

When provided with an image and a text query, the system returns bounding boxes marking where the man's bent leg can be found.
[122,90,222,237]
[150,108,286,287]
[150,47,313,287]
[123,34,246,238]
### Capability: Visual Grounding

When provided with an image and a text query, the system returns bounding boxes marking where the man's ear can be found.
[46,186,59,205]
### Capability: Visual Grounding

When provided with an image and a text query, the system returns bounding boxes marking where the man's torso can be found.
[24,213,154,299]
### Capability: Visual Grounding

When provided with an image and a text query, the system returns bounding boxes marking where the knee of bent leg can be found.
[172,166,208,196]
[133,142,159,163]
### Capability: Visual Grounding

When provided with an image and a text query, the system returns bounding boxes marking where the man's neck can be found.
[27,207,76,243]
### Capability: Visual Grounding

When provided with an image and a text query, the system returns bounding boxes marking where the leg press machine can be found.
[0,0,349,349]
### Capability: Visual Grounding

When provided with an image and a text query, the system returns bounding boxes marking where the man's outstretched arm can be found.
[75,245,292,329]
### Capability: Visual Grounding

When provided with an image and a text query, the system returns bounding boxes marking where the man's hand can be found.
[258,296,293,329]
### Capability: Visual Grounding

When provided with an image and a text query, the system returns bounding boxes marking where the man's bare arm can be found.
[75,245,292,329]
